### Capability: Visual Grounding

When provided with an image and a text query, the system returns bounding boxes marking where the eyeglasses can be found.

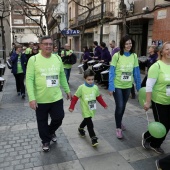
[41,43,54,46]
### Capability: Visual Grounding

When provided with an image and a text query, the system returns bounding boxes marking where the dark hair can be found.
[111,40,115,44]
[100,42,106,48]
[93,41,98,46]
[119,35,135,55]
[39,36,52,43]
[15,44,22,50]
[83,46,89,52]
[84,69,95,79]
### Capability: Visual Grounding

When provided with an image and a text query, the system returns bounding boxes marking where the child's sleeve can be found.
[95,86,107,108]
[69,86,82,110]
[69,95,79,110]
[96,95,107,108]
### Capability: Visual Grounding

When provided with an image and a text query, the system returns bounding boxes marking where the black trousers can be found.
[13,73,25,94]
[80,117,96,138]
[144,101,170,148]
[131,84,135,96]
[35,99,65,144]
[159,155,170,170]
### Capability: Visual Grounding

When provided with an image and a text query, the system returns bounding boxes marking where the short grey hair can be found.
[39,36,52,43]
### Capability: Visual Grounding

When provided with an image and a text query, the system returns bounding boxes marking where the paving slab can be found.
[68,135,116,159]
[80,152,134,170]
[58,160,84,170]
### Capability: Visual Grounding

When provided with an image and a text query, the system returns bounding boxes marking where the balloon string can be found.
[145,111,150,126]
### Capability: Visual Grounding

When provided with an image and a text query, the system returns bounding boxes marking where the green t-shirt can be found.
[17,55,23,74]
[25,47,32,54]
[61,50,73,69]
[26,53,70,103]
[110,52,139,89]
[148,60,170,105]
[75,84,100,118]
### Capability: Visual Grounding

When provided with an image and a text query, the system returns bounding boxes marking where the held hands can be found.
[144,102,151,111]
[108,91,114,96]
[29,100,38,110]
[66,92,72,100]
[104,106,108,109]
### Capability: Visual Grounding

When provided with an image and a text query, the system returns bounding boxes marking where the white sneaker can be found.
[116,128,123,139]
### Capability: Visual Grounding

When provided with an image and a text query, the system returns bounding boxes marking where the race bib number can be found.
[166,85,170,96]
[121,72,132,81]
[46,75,58,87]
[88,100,96,110]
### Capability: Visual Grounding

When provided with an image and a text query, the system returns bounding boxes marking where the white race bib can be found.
[121,72,132,81]
[166,85,170,96]
[88,100,96,110]
[46,75,58,87]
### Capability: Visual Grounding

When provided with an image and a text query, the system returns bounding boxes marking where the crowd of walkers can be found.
[8,35,170,170]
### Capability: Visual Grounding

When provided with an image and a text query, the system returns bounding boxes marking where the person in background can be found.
[26,36,71,152]
[92,41,102,60]
[82,46,91,71]
[69,69,108,147]
[100,42,111,65]
[25,42,34,55]
[10,44,27,99]
[141,45,158,87]
[109,40,120,57]
[22,46,27,54]
[9,43,16,56]
[108,35,141,139]
[61,44,73,83]
[53,46,58,55]
[142,42,170,154]
[89,46,94,58]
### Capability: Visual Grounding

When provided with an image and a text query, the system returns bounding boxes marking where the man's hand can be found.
[104,106,108,109]
[29,100,38,110]
[66,92,72,100]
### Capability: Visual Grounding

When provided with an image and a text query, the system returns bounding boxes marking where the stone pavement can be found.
[0,64,170,170]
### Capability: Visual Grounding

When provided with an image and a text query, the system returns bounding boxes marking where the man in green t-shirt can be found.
[26,36,71,152]
[25,42,34,55]
[61,44,73,83]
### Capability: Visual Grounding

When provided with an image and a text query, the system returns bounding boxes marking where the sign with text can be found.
[61,30,80,36]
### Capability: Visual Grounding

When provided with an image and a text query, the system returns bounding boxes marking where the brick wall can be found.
[152,7,170,42]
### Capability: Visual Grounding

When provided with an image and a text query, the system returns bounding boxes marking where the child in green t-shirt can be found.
[69,69,108,147]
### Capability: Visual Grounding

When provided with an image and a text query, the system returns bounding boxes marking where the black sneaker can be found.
[91,136,99,147]
[51,134,57,142]
[150,145,164,154]
[21,94,25,99]
[42,142,50,152]
[142,133,151,149]
[155,160,162,170]
[17,92,21,96]
[78,128,86,137]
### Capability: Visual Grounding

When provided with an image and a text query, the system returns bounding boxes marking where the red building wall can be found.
[152,7,170,42]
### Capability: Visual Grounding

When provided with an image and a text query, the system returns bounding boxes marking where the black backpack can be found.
[7,58,13,69]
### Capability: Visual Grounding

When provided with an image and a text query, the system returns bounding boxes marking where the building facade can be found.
[11,0,47,45]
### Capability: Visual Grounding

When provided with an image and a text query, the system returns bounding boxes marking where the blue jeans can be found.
[113,88,131,128]
[64,68,71,82]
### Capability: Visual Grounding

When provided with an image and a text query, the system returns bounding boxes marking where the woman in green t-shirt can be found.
[142,42,170,154]
[108,35,141,139]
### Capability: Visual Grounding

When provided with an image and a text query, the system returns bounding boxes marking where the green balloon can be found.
[138,87,146,107]
[148,122,166,138]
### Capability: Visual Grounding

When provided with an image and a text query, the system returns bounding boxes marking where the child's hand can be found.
[104,106,108,109]
[69,108,73,112]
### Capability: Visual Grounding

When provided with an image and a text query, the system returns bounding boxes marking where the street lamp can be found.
[43,25,46,35]
[12,30,15,44]
[56,15,62,56]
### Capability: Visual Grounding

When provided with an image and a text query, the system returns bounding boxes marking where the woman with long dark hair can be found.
[108,35,141,139]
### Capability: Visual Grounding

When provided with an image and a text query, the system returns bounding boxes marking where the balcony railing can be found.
[69,2,114,28]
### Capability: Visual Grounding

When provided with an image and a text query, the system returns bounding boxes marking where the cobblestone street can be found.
[0,64,170,170]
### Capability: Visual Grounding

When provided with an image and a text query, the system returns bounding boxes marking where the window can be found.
[13,19,24,24]
[16,29,25,33]
[25,18,40,23]
[13,10,23,15]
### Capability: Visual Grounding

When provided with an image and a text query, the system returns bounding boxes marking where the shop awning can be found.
[110,14,154,25]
